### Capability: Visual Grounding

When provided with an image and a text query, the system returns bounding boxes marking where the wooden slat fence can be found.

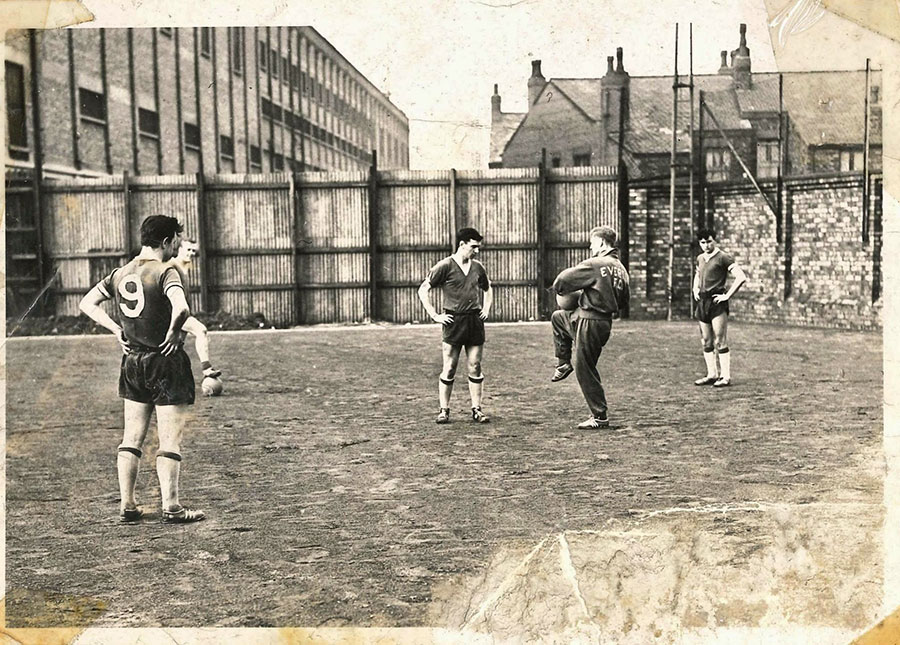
[32,165,620,325]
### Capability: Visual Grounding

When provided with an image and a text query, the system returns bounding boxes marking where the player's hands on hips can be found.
[712,294,729,304]
[159,329,184,355]
[114,328,132,354]
[479,308,490,321]
[431,312,453,325]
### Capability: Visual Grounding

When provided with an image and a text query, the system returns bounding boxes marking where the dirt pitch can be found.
[5,320,884,639]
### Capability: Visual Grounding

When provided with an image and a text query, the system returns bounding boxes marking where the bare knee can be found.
[468,360,483,378]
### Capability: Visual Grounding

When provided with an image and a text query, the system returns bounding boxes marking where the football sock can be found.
[156,451,182,512]
[468,374,484,409]
[718,348,731,380]
[117,446,142,510]
[439,377,454,409]
[703,350,718,378]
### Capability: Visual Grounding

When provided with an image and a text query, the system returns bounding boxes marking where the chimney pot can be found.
[493,83,498,94]
[606,56,614,73]
[616,47,624,72]
[531,60,543,78]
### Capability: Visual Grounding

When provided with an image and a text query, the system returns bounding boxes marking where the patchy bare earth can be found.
[5,321,883,638]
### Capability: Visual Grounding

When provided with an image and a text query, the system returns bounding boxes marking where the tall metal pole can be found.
[687,23,695,318]
[777,73,784,243]
[862,58,871,243]
[667,24,679,322]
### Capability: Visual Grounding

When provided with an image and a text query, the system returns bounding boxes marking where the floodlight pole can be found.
[667,24,679,322]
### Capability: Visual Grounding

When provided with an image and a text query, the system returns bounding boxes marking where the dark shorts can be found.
[442,310,485,347]
[697,292,729,324]
[119,348,195,406]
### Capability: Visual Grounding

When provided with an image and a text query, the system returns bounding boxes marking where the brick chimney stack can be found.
[731,24,752,89]
[718,50,730,75]
[491,83,501,121]
[601,47,630,129]
[527,60,546,108]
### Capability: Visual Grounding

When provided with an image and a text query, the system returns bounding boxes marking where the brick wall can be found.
[626,173,882,330]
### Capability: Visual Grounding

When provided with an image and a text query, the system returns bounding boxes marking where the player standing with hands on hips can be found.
[552,225,630,429]
[79,215,206,524]
[692,228,747,387]
[418,228,493,424]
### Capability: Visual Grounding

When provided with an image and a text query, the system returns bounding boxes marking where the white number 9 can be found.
[118,275,145,318]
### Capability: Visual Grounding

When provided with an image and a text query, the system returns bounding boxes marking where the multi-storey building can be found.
[5,26,409,180]
[490,25,881,181]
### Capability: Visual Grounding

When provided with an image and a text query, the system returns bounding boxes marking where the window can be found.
[200,28,211,57]
[705,149,731,182]
[159,27,172,37]
[272,153,284,170]
[756,140,779,178]
[258,41,267,70]
[250,145,262,170]
[220,135,234,160]
[282,57,289,82]
[231,28,243,74]
[138,108,159,138]
[572,152,591,167]
[184,122,200,151]
[551,155,561,168]
[79,88,107,123]
[871,111,882,135]
[270,49,279,78]
[5,61,28,154]
[839,149,864,172]
[871,85,880,104]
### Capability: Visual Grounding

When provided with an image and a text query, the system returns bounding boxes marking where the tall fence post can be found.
[449,168,457,249]
[289,170,300,325]
[368,150,380,322]
[537,148,548,319]
[195,172,210,313]
[122,171,132,258]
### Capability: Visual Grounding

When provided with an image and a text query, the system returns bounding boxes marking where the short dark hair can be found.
[590,225,617,247]
[456,227,483,247]
[140,215,184,248]
[697,228,716,241]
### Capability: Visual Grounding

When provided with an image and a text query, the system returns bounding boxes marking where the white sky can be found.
[77,0,896,169]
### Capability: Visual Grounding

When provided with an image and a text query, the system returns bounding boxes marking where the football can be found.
[201,375,224,397]
[556,290,582,310]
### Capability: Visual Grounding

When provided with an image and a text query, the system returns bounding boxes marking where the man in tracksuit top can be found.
[552,225,630,429]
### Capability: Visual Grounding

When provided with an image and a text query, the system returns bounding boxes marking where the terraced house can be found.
[490,25,881,180]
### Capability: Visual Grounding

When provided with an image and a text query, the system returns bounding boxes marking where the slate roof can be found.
[494,68,880,162]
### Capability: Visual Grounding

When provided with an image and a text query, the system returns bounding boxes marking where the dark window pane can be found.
[138,108,159,136]
[220,135,234,158]
[184,122,200,149]
[5,61,27,148]
[79,88,106,122]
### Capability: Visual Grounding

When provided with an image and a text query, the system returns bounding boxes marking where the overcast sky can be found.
[78,0,895,169]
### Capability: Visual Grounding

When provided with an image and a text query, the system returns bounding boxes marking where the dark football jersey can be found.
[696,249,735,294]
[426,257,490,312]
[98,258,186,348]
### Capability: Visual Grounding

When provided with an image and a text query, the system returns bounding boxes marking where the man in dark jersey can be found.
[79,215,205,524]
[418,228,493,424]
[552,225,630,428]
[692,228,747,387]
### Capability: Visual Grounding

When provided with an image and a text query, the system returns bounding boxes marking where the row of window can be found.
[160,27,396,135]
[260,97,376,161]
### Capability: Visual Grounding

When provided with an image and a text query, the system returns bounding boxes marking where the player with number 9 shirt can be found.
[79,215,206,524]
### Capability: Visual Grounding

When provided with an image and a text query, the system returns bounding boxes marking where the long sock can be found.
[719,349,731,380]
[468,375,484,409]
[117,447,141,510]
[703,350,718,378]
[439,378,454,409]
[157,452,182,512]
